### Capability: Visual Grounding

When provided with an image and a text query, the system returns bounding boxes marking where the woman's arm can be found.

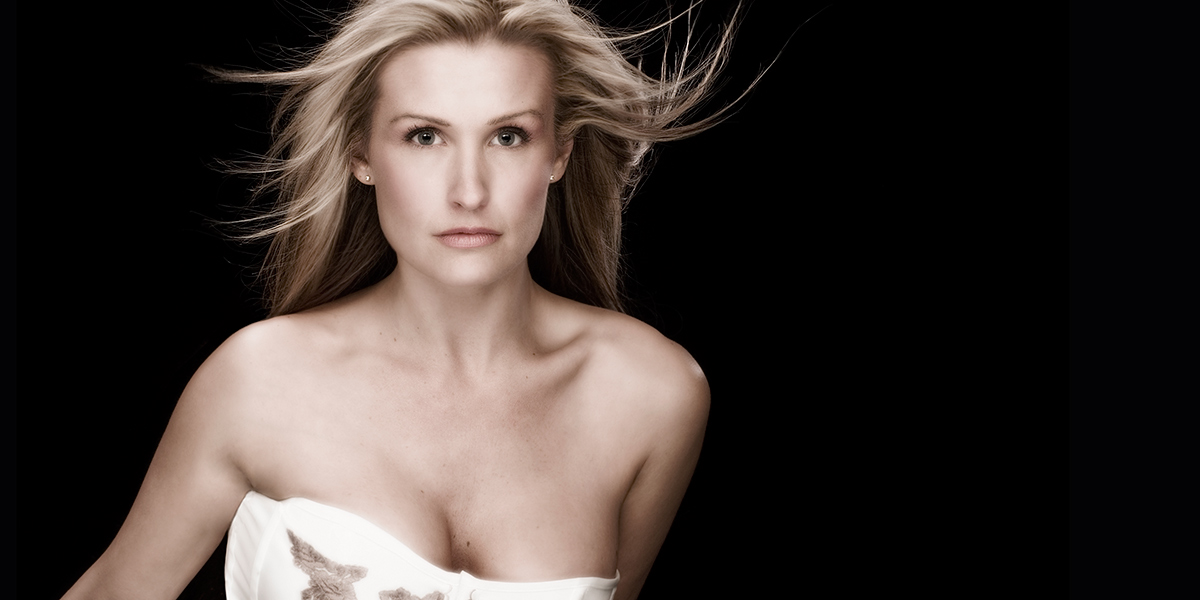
[62,336,257,600]
[612,343,711,600]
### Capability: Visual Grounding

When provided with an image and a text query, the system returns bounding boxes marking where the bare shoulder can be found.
[200,310,336,374]
[597,311,708,408]
[546,296,710,439]
[165,318,304,463]
[184,309,344,410]
[173,307,364,497]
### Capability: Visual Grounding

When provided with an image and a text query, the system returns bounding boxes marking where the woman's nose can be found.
[448,148,489,211]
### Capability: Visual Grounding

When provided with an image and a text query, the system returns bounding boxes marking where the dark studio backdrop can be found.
[21,1,942,597]
[1071,3,1200,599]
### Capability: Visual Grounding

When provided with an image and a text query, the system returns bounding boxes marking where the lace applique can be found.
[379,590,447,600]
[287,529,447,600]
[288,529,368,600]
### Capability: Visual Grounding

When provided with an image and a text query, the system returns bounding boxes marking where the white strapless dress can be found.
[226,491,619,600]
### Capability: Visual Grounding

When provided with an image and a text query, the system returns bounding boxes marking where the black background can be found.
[14,0,1113,597]
[1071,3,1199,600]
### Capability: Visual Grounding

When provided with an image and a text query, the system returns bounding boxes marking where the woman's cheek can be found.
[517,169,550,217]
[381,160,440,207]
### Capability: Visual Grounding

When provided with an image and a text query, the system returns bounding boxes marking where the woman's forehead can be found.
[374,41,555,125]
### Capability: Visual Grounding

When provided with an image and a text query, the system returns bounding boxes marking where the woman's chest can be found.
[239,366,635,581]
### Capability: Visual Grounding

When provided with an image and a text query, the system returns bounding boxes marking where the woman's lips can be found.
[436,228,501,248]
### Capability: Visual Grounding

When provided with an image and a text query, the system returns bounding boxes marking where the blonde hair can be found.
[223,0,741,316]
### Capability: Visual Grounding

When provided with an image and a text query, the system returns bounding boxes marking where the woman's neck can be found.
[365,264,543,376]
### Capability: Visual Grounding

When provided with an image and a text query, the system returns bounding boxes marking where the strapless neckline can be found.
[229,490,620,594]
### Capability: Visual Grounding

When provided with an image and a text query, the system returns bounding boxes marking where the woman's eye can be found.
[406,129,441,146]
[493,129,526,147]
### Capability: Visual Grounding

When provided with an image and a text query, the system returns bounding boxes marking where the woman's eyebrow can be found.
[488,109,544,125]
[388,113,451,127]
[386,110,543,127]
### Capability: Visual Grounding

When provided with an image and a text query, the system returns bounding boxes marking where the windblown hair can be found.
[224,0,741,316]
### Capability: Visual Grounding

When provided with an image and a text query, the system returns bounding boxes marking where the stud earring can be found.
[549,174,555,182]
[364,175,370,182]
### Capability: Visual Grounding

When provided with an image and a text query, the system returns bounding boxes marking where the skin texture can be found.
[63,41,708,600]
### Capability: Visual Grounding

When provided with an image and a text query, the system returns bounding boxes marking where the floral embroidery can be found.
[287,529,447,600]
[379,590,447,600]
[288,529,368,600]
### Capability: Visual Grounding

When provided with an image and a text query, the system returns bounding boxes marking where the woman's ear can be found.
[551,138,574,181]
[351,157,374,185]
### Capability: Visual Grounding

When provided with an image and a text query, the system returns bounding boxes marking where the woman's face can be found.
[355,41,572,289]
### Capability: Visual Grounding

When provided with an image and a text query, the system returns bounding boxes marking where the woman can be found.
[63,1,738,598]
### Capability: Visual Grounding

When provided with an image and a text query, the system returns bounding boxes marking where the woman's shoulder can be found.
[182,309,348,413]
[543,294,710,427]
[218,309,342,358]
